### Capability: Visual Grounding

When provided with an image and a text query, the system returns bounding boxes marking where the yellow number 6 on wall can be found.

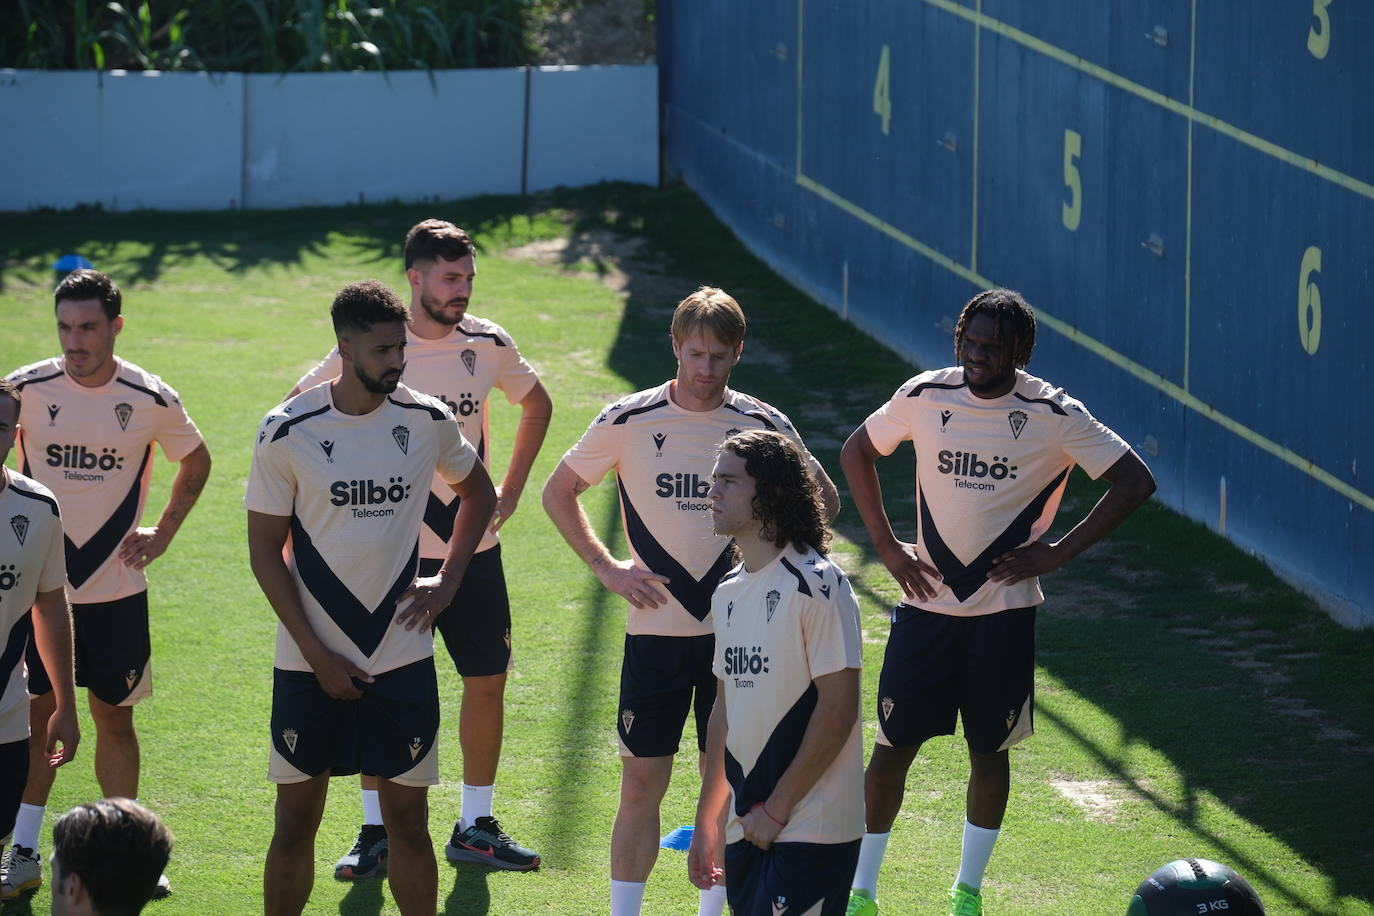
[1298,246,1322,355]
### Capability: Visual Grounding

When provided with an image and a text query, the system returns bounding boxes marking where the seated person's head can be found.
[51,798,172,916]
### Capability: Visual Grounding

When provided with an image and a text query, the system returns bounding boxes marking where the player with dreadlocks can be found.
[838,288,1156,916]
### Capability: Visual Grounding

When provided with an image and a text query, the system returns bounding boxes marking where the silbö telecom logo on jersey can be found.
[329,477,412,519]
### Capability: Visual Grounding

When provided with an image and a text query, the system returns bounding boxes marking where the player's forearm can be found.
[1052,451,1156,564]
[542,471,617,572]
[500,389,553,497]
[696,685,732,825]
[840,429,901,551]
[32,588,77,709]
[765,669,859,819]
[153,443,212,542]
[814,464,842,523]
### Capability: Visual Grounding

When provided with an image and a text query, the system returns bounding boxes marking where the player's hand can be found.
[595,559,671,610]
[396,575,459,632]
[988,540,1064,584]
[739,803,785,851]
[877,540,940,602]
[308,650,373,700]
[118,526,169,570]
[687,822,725,890]
[489,485,520,533]
[45,703,80,768]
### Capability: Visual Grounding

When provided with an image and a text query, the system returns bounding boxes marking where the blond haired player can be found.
[248,280,495,916]
[4,270,210,899]
[543,287,839,916]
[292,220,551,876]
[690,430,863,915]
[0,379,80,902]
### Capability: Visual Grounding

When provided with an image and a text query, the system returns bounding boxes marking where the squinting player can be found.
[0,379,80,902]
[689,430,864,916]
[839,288,1156,916]
[292,220,550,877]
[542,287,839,916]
[4,270,211,899]
[247,281,496,915]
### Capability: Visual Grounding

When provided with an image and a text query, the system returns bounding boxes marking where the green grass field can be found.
[1,183,1371,915]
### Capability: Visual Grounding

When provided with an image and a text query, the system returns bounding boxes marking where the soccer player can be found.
[839,289,1156,916]
[0,379,80,902]
[689,430,864,916]
[4,269,211,898]
[542,287,839,916]
[49,798,172,916]
[291,220,551,876]
[247,280,495,916]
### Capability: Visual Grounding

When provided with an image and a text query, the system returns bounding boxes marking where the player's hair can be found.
[331,280,408,337]
[52,798,173,916]
[0,378,19,417]
[404,219,474,269]
[721,429,830,555]
[953,287,1037,369]
[671,286,746,349]
[54,269,122,320]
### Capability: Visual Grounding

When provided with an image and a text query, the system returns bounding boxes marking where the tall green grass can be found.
[3,0,580,72]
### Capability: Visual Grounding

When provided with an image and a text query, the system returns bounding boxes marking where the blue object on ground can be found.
[660,825,694,850]
[53,254,95,272]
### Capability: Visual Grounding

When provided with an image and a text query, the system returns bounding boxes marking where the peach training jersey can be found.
[0,471,66,743]
[711,545,864,845]
[245,382,478,676]
[294,316,539,558]
[864,367,1129,616]
[562,382,821,637]
[7,357,204,604]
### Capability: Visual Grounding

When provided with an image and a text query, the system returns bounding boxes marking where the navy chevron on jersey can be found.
[0,470,66,743]
[294,316,539,559]
[6,357,205,604]
[563,382,821,637]
[864,367,1129,616]
[711,545,864,846]
[245,382,478,676]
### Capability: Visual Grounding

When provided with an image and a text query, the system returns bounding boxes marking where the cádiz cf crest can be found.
[881,696,895,720]
[10,515,29,545]
[114,402,134,431]
[282,728,299,754]
[765,589,780,622]
[621,708,635,733]
[392,425,410,454]
[461,349,477,375]
[1007,409,1028,439]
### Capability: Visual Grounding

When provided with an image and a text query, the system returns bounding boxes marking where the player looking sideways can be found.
[0,378,80,902]
[4,269,211,900]
[292,220,551,876]
[249,280,495,916]
[689,430,864,916]
[839,288,1156,916]
[542,286,839,916]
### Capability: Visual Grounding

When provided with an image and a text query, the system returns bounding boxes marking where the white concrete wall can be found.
[0,65,658,212]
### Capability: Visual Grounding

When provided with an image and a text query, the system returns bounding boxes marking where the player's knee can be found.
[461,673,506,703]
[619,763,671,808]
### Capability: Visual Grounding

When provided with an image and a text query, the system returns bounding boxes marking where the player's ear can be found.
[111,314,125,337]
[406,266,422,292]
[732,340,743,365]
[337,336,354,362]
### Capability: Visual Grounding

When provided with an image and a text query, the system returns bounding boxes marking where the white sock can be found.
[610,879,646,916]
[954,820,1000,890]
[13,804,44,852]
[851,831,890,896]
[361,789,383,827]
[460,783,493,830]
[697,883,727,916]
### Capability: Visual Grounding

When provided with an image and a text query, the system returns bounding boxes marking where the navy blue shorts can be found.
[725,838,860,915]
[876,605,1036,753]
[269,656,440,786]
[0,739,27,841]
[617,634,715,758]
[423,545,512,679]
[27,592,151,706]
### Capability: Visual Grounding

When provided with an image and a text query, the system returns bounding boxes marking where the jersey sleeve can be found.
[801,573,863,679]
[37,509,67,593]
[244,416,297,516]
[152,379,206,463]
[293,348,343,395]
[862,378,921,456]
[434,416,480,486]
[1057,399,1130,479]
[492,328,540,405]
[560,408,622,487]
[767,404,828,481]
